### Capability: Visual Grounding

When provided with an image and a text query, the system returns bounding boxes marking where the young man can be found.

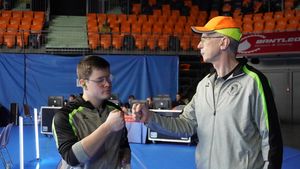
[53,56,131,169]
[132,16,283,169]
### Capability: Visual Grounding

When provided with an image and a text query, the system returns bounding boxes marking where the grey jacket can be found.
[147,61,283,169]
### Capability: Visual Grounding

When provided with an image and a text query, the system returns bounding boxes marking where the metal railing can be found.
[0,30,200,55]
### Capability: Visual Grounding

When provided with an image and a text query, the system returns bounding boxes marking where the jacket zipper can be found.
[208,74,243,168]
[208,80,216,169]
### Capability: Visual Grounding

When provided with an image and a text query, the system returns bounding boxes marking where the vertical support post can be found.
[34,108,40,160]
[19,116,24,169]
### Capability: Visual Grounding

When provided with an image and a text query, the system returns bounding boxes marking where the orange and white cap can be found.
[191,16,242,41]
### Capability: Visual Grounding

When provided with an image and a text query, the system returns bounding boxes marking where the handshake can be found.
[106,101,153,132]
[129,102,153,123]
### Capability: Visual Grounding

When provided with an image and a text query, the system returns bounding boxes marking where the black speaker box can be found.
[10,103,19,125]
[41,106,61,135]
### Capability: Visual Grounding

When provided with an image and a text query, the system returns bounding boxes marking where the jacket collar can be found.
[208,57,247,80]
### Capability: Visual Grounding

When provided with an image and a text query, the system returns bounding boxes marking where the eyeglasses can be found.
[87,74,113,86]
[200,36,224,44]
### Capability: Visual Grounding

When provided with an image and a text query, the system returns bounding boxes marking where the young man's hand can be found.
[105,109,125,132]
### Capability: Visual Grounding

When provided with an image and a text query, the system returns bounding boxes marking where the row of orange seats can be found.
[233,9,300,33]
[234,10,300,23]
[86,13,207,39]
[87,12,207,26]
[0,10,44,18]
[241,18,299,33]
[88,33,200,51]
[0,10,45,48]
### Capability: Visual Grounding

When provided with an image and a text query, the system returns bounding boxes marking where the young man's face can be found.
[84,68,112,101]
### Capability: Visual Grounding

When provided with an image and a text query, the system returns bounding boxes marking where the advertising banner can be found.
[237,31,300,56]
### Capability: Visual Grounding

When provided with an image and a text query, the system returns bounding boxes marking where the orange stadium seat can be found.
[10,17,21,25]
[0,16,10,24]
[222,3,232,13]
[243,14,253,23]
[180,35,191,51]
[183,25,193,35]
[190,6,199,16]
[163,25,174,36]
[120,22,131,35]
[110,25,120,34]
[253,20,264,33]
[97,13,107,24]
[169,14,178,24]
[148,0,156,6]
[173,26,184,37]
[0,33,3,46]
[112,34,123,50]
[148,15,157,24]
[199,11,208,20]
[117,14,127,24]
[23,11,34,19]
[157,35,169,50]
[285,0,294,10]
[187,16,197,25]
[284,10,295,19]
[233,9,241,17]
[146,34,158,50]
[107,14,117,24]
[131,23,142,36]
[127,14,137,25]
[100,34,111,49]
[157,15,168,25]
[253,13,263,22]
[242,22,253,34]
[34,11,45,19]
[275,18,287,32]
[286,18,299,31]
[1,10,12,17]
[12,11,23,18]
[152,24,163,35]
[142,22,152,35]
[264,19,275,33]
[209,10,219,20]
[134,34,146,50]
[274,11,284,20]
[184,0,192,7]
[17,24,31,47]
[88,33,99,50]
[153,9,162,16]
[4,34,16,48]
[171,10,180,18]
[137,15,147,24]
[264,12,273,21]
[88,26,98,36]
[162,4,171,16]
[191,35,200,51]
[132,4,141,15]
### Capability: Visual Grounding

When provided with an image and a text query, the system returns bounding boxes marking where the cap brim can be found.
[191,26,215,34]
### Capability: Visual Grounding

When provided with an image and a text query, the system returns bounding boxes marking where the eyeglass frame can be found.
[200,36,224,44]
[86,74,113,86]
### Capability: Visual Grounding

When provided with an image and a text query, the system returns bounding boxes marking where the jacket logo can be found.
[228,81,241,96]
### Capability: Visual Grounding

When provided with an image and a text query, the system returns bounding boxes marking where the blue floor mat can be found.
[2,125,300,169]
